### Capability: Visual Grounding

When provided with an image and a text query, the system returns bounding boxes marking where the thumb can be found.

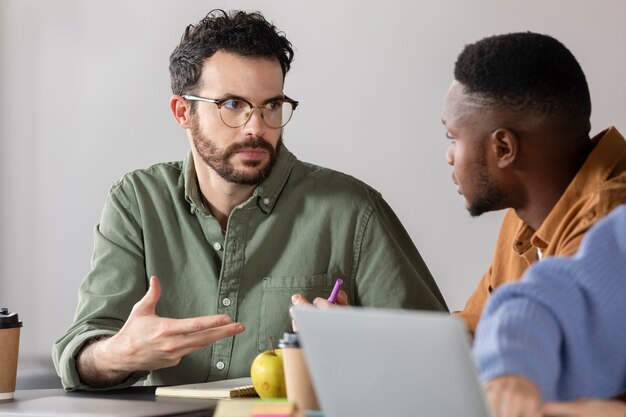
[132,275,162,315]
[336,290,349,306]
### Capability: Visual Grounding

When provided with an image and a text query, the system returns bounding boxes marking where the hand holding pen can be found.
[290,278,349,331]
[291,278,348,308]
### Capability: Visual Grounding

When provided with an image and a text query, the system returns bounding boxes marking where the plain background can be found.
[1,0,625,371]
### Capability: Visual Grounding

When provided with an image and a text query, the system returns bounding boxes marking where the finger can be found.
[496,392,510,417]
[165,315,234,335]
[129,322,245,371]
[542,401,580,416]
[142,316,234,340]
[499,389,539,417]
[499,390,520,417]
[291,293,311,306]
[312,297,333,308]
[132,275,162,315]
[485,387,502,417]
[313,290,350,307]
[175,322,246,351]
[335,290,349,305]
[499,392,520,417]
[289,306,299,331]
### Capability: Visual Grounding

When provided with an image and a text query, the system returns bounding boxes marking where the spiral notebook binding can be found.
[232,385,257,397]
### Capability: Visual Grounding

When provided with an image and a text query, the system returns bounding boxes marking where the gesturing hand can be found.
[104,276,245,372]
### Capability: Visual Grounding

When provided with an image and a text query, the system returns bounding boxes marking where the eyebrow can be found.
[262,94,287,103]
[219,93,286,104]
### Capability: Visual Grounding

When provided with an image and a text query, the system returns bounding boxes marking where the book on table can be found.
[155,377,258,399]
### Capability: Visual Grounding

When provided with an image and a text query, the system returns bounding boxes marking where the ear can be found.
[170,95,192,128]
[489,128,518,169]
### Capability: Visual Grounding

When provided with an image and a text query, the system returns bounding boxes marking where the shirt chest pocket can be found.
[258,274,335,352]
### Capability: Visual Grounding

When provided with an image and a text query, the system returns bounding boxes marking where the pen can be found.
[327,278,344,304]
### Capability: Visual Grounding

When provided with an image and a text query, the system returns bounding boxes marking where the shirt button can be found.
[222,297,232,307]
[213,242,222,251]
[216,361,225,370]
[263,197,271,205]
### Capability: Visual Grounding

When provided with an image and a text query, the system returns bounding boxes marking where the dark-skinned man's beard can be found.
[467,152,507,217]
[190,118,282,185]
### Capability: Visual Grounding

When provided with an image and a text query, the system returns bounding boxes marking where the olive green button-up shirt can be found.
[53,146,447,390]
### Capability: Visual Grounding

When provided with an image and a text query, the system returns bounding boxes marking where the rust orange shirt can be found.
[457,127,626,332]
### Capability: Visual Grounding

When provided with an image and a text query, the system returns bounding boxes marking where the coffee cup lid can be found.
[0,308,23,329]
[278,331,300,348]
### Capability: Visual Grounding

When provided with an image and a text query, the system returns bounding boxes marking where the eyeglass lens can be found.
[219,99,294,128]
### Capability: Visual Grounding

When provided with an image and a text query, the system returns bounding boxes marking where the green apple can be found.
[250,348,286,399]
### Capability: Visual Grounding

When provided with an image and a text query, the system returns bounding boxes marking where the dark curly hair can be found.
[169,9,294,97]
[454,32,591,135]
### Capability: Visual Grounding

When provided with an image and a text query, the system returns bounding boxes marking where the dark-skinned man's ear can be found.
[491,128,517,169]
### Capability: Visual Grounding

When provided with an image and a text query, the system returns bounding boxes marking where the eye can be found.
[265,101,282,112]
[222,99,246,111]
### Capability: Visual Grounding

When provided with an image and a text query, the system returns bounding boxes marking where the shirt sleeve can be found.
[473,289,562,400]
[454,266,492,333]
[351,192,448,312]
[52,179,150,390]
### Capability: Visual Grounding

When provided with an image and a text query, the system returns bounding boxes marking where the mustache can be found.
[223,137,275,159]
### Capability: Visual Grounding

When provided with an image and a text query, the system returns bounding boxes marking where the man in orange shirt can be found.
[441,32,626,333]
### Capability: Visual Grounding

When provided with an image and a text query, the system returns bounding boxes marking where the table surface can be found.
[0,387,219,416]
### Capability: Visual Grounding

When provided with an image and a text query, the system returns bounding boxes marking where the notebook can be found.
[294,307,493,417]
[155,377,257,400]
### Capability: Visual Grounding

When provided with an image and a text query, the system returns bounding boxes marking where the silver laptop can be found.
[295,307,492,417]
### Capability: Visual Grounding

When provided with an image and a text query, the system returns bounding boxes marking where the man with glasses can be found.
[53,9,447,390]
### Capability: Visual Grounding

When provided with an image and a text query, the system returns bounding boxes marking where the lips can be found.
[235,149,268,160]
[224,136,274,160]
[451,173,462,194]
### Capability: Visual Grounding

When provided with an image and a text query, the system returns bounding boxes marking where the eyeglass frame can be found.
[181,94,299,129]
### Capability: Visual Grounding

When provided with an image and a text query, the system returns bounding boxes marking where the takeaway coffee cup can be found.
[0,307,22,400]
[278,332,320,413]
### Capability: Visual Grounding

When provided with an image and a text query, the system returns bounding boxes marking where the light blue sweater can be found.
[473,205,626,401]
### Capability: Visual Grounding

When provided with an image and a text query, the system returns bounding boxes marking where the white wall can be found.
[1,0,625,363]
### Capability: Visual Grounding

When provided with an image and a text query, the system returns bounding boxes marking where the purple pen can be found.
[327,278,344,304]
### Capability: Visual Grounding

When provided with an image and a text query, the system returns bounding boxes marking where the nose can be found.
[242,107,267,137]
[445,144,454,166]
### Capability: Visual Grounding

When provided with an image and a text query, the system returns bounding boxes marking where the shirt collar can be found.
[250,145,296,214]
[183,153,204,214]
[183,145,296,215]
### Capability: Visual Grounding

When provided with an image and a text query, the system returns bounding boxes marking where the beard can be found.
[467,151,507,217]
[190,117,281,185]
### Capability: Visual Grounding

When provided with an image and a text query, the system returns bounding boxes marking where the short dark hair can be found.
[454,32,591,134]
[169,9,294,96]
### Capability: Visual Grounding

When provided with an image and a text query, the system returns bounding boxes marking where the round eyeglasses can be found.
[182,94,299,129]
